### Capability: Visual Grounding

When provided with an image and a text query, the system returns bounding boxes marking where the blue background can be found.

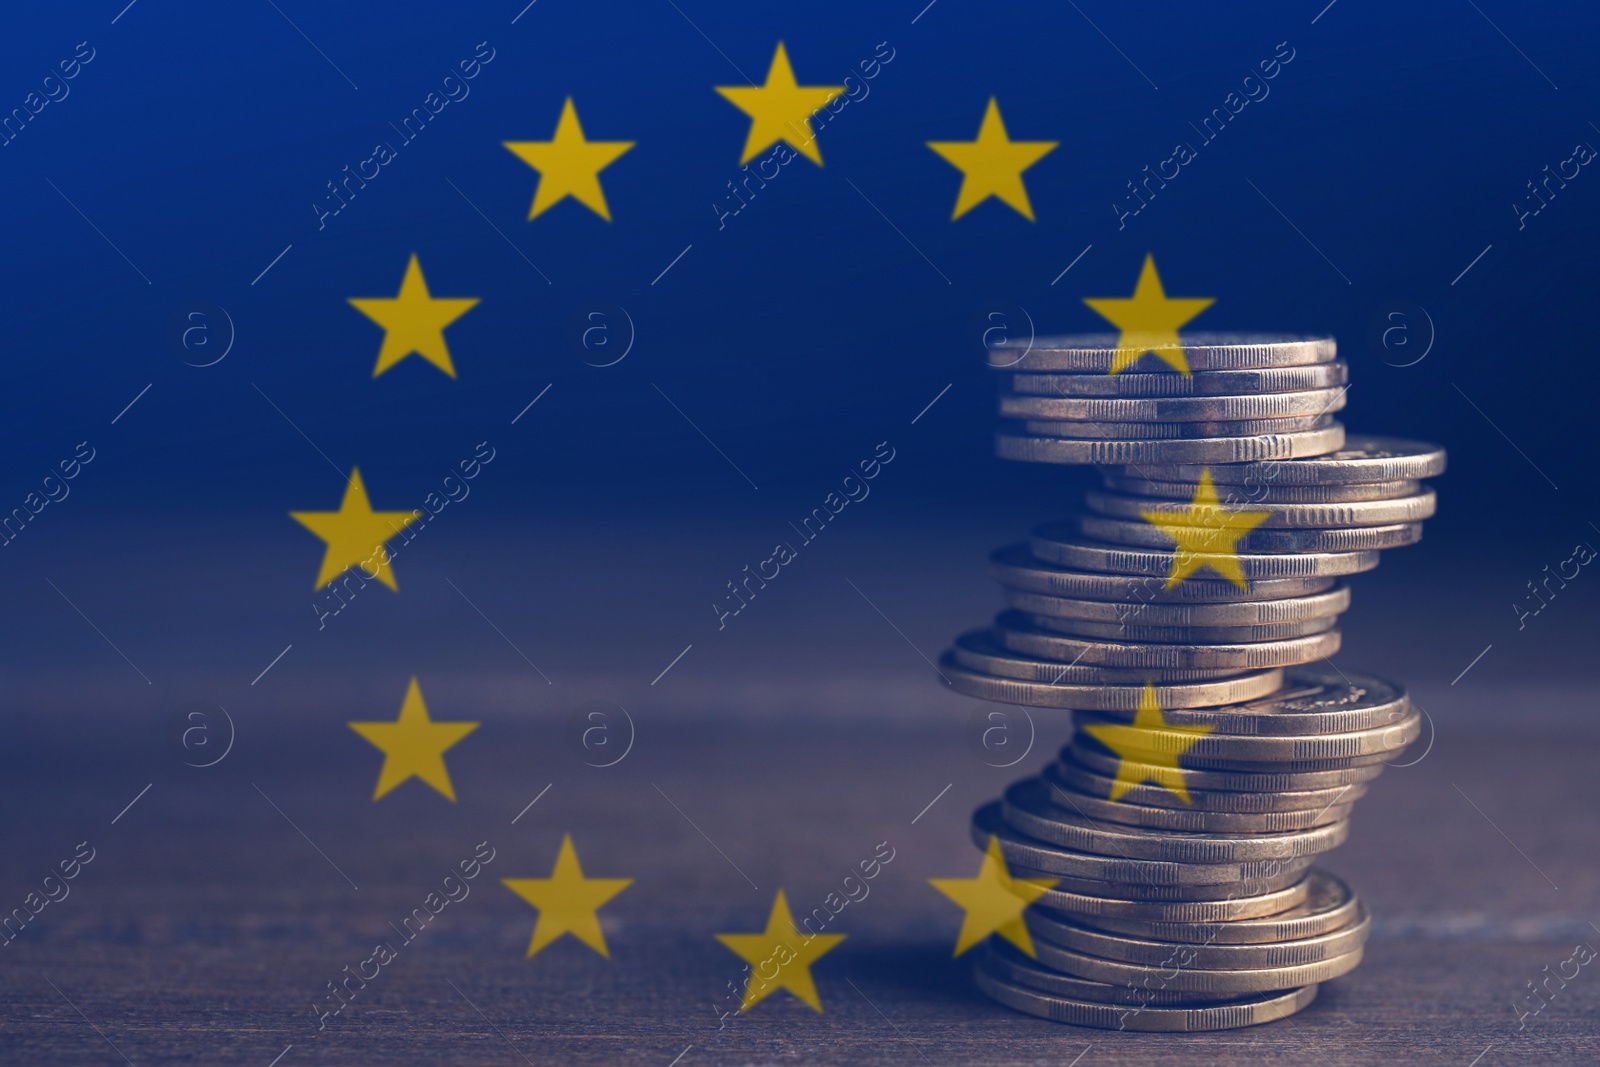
[1,0,1596,711]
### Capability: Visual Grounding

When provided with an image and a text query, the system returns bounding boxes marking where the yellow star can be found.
[715,890,846,1013]
[289,467,421,591]
[1083,254,1215,374]
[1081,683,1214,805]
[347,678,479,802]
[348,254,480,378]
[501,835,634,959]
[926,97,1058,221]
[1140,469,1272,589]
[929,836,1058,958]
[715,43,843,166]
[503,97,635,222]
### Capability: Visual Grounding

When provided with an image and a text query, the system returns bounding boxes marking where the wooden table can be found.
[3,668,1596,1066]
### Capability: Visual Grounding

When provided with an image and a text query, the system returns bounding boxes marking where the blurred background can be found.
[2,1,1598,1063]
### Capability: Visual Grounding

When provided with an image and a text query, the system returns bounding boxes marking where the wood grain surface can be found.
[2,683,1596,1066]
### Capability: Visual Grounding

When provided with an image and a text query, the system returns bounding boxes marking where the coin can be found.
[1178,749,1399,772]
[1085,488,1438,528]
[1038,767,1353,833]
[1030,934,1363,994]
[1042,788,1351,834]
[1029,614,1336,643]
[989,333,1338,372]
[1027,900,1369,969]
[1081,668,1413,736]
[1051,757,1369,812]
[996,610,1342,669]
[947,629,1253,683]
[990,544,1338,601]
[1100,474,1423,504]
[1003,779,1350,862]
[1014,868,1312,921]
[1118,434,1447,485]
[1073,708,1420,763]
[1024,414,1334,440]
[1028,530,1380,579]
[973,948,1322,1030]
[1077,869,1360,944]
[1005,585,1350,625]
[997,425,1346,466]
[975,940,1197,1006]
[1065,743,1387,791]
[939,653,1285,710]
[1011,362,1348,397]
[1011,862,1313,901]
[973,803,1314,884]
[1070,709,1423,761]
[1075,514,1424,553]
[1000,387,1348,423]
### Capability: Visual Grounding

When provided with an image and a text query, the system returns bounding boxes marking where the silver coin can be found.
[1119,434,1447,485]
[973,803,1315,885]
[1027,900,1369,969]
[1003,779,1350,863]
[1065,743,1387,791]
[975,940,1199,1006]
[997,425,1347,466]
[1076,514,1425,553]
[1176,749,1400,772]
[1006,585,1350,625]
[979,952,1322,1030]
[1013,867,1312,920]
[1052,756,1370,812]
[1077,869,1360,944]
[939,653,1285,710]
[1029,530,1380,579]
[1089,667,1413,737]
[1010,862,1313,902]
[1071,707,1422,761]
[974,948,1322,1030]
[1036,764,1350,831]
[991,544,1337,602]
[1086,488,1438,528]
[1024,414,1334,440]
[989,332,1338,372]
[996,610,1342,669]
[1029,613,1337,643]
[1102,474,1423,504]
[1030,933,1363,995]
[1000,387,1348,423]
[948,629,1253,683]
[1039,779,1352,834]
[1011,362,1348,398]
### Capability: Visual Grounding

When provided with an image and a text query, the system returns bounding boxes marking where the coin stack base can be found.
[948,334,1444,1029]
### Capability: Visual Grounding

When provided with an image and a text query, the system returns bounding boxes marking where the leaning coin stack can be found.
[944,333,1446,1031]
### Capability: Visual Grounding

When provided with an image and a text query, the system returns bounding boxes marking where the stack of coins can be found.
[945,333,1445,1031]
